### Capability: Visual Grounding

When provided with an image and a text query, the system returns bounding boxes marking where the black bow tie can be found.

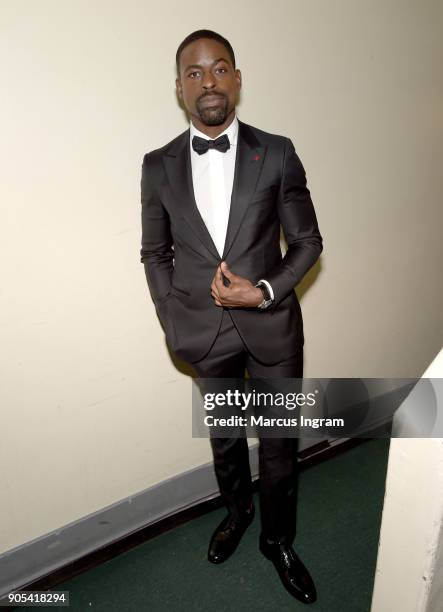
[192,134,230,155]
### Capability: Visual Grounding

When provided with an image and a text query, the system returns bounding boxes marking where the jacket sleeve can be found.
[265,138,323,309]
[140,152,174,323]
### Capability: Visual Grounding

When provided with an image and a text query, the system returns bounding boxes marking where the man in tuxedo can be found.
[140,29,322,604]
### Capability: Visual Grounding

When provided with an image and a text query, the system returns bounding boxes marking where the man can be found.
[140,29,323,604]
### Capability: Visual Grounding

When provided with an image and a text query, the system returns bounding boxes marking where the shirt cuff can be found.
[257,279,274,301]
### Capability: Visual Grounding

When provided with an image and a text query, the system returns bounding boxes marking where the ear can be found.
[234,68,242,91]
[175,77,183,101]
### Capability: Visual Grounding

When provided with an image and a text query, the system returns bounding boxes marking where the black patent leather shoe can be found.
[208,504,255,564]
[259,536,317,604]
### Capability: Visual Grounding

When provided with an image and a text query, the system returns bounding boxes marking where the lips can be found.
[199,95,224,107]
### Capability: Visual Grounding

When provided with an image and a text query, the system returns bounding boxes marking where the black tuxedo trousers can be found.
[192,308,303,545]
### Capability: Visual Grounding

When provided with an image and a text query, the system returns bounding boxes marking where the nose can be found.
[202,70,216,90]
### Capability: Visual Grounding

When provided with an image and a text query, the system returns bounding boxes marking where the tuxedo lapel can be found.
[222,120,266,259]
[162,119,267,262]
[163,130,220,260]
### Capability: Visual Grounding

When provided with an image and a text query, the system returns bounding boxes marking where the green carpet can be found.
[33,438,391,611]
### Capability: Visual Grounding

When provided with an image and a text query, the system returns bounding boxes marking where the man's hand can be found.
[210,261,263,308]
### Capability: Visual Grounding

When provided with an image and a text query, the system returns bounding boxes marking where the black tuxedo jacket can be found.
[140,119,322,365]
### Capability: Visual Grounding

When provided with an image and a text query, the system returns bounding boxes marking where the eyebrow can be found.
[183,57,230,72]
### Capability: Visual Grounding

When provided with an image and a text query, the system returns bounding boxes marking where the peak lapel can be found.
[162,130,220,261]
[221,121,267,260]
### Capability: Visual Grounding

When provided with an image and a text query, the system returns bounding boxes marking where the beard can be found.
[195,93,229,125]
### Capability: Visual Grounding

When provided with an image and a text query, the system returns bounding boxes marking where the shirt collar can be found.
[189,114,239,147]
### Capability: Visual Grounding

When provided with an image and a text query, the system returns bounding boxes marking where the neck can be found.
[191,109,236,139]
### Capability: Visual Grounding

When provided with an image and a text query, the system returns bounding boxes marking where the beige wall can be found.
[0,0,442,553]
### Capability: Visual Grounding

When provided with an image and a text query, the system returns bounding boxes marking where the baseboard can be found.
[0,445,261,600]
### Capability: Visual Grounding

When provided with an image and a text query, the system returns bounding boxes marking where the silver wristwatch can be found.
[255,281,274,310]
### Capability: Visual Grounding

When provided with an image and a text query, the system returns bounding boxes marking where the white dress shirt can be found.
[190,115,238,257]
[189,115,274,301]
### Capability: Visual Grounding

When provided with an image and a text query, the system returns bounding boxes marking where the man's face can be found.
[176,38,241,127]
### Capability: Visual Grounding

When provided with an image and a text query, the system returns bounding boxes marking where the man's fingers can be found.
[211,277,221,295]
[211,264,233,306]
[220,261,235,281]
[214,267,226,293]
[211,287,222,306]
[211,278,224,305]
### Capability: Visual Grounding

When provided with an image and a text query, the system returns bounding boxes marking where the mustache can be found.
[197,91,227,102]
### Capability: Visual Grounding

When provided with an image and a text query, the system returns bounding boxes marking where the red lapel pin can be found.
[254,154,260,161]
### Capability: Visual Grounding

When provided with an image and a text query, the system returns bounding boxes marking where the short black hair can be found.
[176,29,236,74]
